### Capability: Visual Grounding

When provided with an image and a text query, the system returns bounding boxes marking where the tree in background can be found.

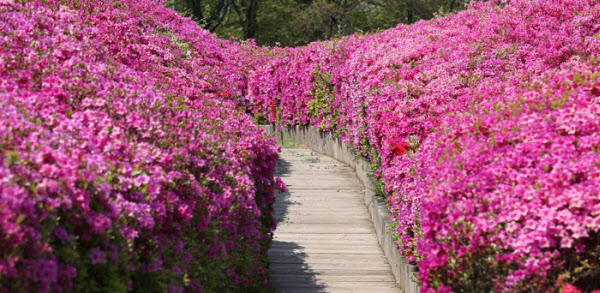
[166,0,258,39]
[255,0,393,47]
[379,0,470,24]
[166,0,473,47]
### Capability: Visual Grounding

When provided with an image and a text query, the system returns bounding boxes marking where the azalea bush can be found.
[0,0,283,292]
[246,0,600,291]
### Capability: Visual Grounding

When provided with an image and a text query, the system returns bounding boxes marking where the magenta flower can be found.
[90,248,107,265]
[33,260,57,283]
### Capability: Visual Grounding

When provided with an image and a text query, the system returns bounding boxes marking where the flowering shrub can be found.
[246,0,600,291]
[562,284,600,293]
[0,0,283,292]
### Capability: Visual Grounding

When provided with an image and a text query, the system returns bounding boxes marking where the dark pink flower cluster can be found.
[246,0,600,290]
[0,0,282,291]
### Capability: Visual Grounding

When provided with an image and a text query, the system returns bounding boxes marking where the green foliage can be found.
[557,235,600,292]
[427,242,516,292]
[154,27,193,59]
[308,69,335,130]
[165,0,474,47]
[277,136,300,148]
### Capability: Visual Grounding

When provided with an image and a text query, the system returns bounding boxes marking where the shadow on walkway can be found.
[273,157,294,225]
[269,240,326,293]
[270,155,325,292]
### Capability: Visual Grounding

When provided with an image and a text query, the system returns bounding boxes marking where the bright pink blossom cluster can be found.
[0,0,283,291]
[246,0,600,290]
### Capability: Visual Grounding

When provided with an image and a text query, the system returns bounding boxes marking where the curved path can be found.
[269,148,398,293]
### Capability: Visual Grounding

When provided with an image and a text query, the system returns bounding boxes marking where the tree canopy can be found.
[165,0,472,47]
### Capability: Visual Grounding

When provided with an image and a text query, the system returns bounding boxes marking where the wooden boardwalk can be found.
[269,149,399,293]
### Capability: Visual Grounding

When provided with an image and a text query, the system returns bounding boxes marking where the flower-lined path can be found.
[269,149,398,293]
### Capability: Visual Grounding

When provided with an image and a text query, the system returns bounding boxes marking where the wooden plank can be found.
[270,243,382,251]
[270,247,385,254]
[274,227,373,234]
[275,171,358,176]
[269,248,384,255]
[271,269,397,276]
[275,222,373,230]
[275,196,365,201]
[275,192,364,198]
[273,286,399,293]
[274,206,369,212]
[273,233,378,241]
[273,212,371,219]
[276,288,399,293]
[270,262,392,271]
[274,213,369,218]
[273,203,366,209]
[268,255,389,264]
[270,274,395,282]
[275,205,366,211]
[270,239,381,246]
[273,218,374,225]
[272,281,398,288]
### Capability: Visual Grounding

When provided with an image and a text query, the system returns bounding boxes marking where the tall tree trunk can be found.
[449,0,457,12]
[206,0,229,31]
[406,1,414,24]
[185,0,204,20]
[245,0,258,39]
[232,0,258,39]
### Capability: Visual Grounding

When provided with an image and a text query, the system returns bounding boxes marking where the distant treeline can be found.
[166,0,475,47]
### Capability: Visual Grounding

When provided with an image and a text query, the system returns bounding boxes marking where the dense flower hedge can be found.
[0,0,283,292]
[246,0,600,291]
[4,0,600,291]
